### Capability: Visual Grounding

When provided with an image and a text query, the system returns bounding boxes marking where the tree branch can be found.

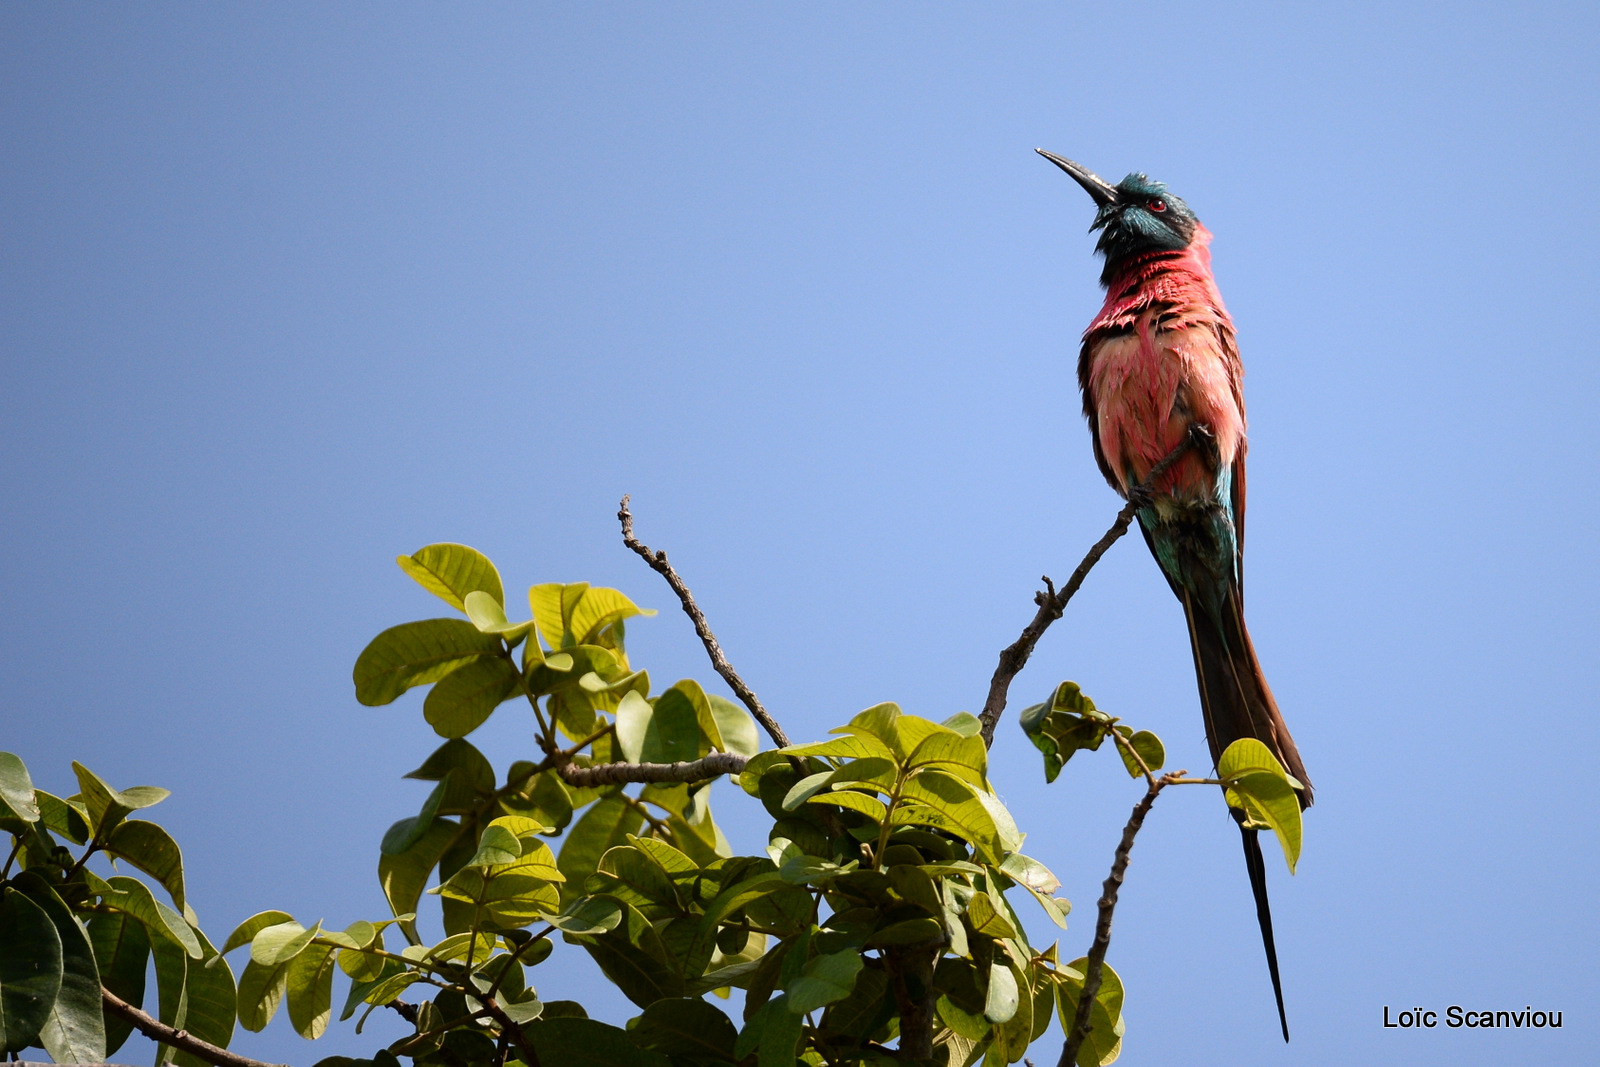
[618,495,789,748]
[100,987,287,1067]
[556,751,748,788]
[1056,772,1180,1067]
[470,995,540,1067]
[978,433,1197,747]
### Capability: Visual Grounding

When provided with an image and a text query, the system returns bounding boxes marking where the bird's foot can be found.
[1126,483,1157,510]
[1186,422,1220,466]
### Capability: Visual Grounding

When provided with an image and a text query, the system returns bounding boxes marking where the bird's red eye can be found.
[1149,199,1167,212]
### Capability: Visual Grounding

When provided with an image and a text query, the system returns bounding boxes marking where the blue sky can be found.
[3,4,1596,1065]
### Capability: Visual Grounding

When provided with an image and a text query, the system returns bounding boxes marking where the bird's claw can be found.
[1186,422,1221,466]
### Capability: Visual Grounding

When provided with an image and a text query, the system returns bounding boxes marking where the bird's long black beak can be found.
[1035,149,1119,207]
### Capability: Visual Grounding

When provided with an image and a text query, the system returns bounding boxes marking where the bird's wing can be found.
[1078,328,1124,492]
[1218,320,1249,597]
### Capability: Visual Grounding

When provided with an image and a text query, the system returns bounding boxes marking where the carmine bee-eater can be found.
[1038,149,1311,1041]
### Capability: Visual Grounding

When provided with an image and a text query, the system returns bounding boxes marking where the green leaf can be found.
[907,731,989,789]
[352,619,503,706]
[667,679,722,758]
[999,854,1070,929]
[221,911,296,957]
[251,920,320,966]
[1219,739,1303,873]
[498,993,543,1025]
[630,835,697,876]
[808,789,888,822]
[464,823,523,867]
[1054,960,1125,1067]
[396,543,504,611]
[150,928,189,1064]
[835,702,908,760]
[567,586,655,648]
[355,969,418,1013]
[380,780,447,857]
[168,931,236,1067]
[737,993,805,1067]
[405,738,497,795]
[11,872,105,1063]
[616,686,703,765]
[286,944,337,1039]
[1018,681,1113,783]
[737,749,791,800]
[782,734,895,763]
[379,817,459,922]
[866,917,944,946]
[989,960,1035,1062]
[235,956,288,1033]
[781,770,835,812]
[825,756,897,792]
[34,790,90,845]
[528,583,571,651]
[87,909,150,1054]
[500,768,574,833]
[0,886,64,1053]
[589,845,681,915]
[423,655,522,738]
[99,874,201,959]
[106,819,187,912]
[966,891,1018,940]
[543,895,623,936]
[820,965,893,1041]
[556,796,643,906]
[898,771,1002,862]
[935,989,989,1042]
[529,1017,669,1067]
[462,589,538,641]
[71,762,169,838]
[572,903,683,1008]
[684,870,788,973]
[941,712,983,738]
[784,949,863,1014]
[435,834,564,929]
[983,960,1019,1024]
[529,583,655,653]
[707,694,761,757]
[626,997,738,1066]
[526,643,623,698]
[0,753,39,823]
[1114,729,1165,778]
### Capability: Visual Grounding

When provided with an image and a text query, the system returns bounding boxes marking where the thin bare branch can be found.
[1056,772,1178,1067]
[618,495,789,747]
[979,433,1197,747]
[100,987,287,1067]
[556,751,748,788]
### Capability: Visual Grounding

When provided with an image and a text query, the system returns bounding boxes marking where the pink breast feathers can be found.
[1082,226,1246,502]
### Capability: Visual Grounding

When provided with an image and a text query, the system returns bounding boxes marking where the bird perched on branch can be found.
[1037,149,1311,1041]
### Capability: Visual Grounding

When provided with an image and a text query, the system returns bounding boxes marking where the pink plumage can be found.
[1081,225,1247,512]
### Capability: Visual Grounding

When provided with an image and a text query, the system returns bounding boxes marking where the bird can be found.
[1037,148,1311,1042]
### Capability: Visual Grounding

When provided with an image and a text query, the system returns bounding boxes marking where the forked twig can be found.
[978,433,1197,747]
[1056,769,1180,1067]
[618,496,789,748]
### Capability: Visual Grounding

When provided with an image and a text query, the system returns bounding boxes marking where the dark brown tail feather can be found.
[1181,585,1313,807]
[1178,582,1309,1045]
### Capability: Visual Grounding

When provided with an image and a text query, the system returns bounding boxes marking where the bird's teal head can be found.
[1036,150,1200,286]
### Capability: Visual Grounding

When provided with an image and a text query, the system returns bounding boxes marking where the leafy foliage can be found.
[1,541,1302,1066]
